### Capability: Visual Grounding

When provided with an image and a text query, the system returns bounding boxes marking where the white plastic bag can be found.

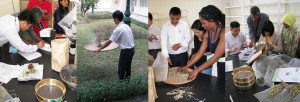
[252,55,286,87]
[239,48,256,61]
[0,85,13,102]
[254,84,300,102]
[58,5,77,38]
[152,52,168,82]
[288,58,300,67]
[39,28,52,37]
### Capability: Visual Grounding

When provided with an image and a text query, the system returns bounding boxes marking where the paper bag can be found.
[148,67,158,101]
[51,38,70,72]
[246,47,267,65]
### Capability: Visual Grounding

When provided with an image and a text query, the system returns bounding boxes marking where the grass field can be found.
[77,14,148,101]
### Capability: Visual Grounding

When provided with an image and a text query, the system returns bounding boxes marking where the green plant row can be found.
[77,75,148,101]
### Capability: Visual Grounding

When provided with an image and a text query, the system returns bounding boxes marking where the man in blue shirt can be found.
[247,6,269,48]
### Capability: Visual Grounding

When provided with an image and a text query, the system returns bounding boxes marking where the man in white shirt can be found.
[94,10,135,80]
[0,9,44,53]
[225,21,248,55]
[161,7,191,67]
[15,6,46,44]
[148,12,161,59]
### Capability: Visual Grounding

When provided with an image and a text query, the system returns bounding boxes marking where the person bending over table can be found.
[178,5,225,80]
[258,20,283,54]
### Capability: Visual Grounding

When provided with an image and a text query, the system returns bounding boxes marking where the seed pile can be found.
[166,86,194,100]
[165,67,190,84]
[269,85,284,98]
[289,84,300,102]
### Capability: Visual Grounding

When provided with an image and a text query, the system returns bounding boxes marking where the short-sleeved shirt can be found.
[27,0,52,36]
[148,24,161,50]
[109,22,135,49]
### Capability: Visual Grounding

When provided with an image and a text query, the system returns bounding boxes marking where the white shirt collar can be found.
[230,31,240,39]
[117,22,125,26]
[149,23,153,29]
[168,20,182,27]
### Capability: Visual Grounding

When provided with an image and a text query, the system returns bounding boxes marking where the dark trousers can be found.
[217,62,225,79]
[148,49,160,60]
[118,48,135,80]
[254,34,260,44]
[0,47,3,60]
[169,52,188,67]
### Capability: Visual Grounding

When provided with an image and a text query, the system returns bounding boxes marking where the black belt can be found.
[169,52,187,56]
[121,47,134,51]
[149,49,161,51]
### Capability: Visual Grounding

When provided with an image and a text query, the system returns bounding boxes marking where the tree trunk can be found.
[81,9,85,21]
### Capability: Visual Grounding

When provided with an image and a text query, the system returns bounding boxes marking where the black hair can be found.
[18,9,37,25]
[191,19,206,32]
[112,10,124,21]
[250,6,260,15]
[199,5,225,26]
[230,21,240,28]
[262,20,274,37]
[148,12,153,21]
[58,0,70,14]
[31,6,44,18]
[169,7,181,16]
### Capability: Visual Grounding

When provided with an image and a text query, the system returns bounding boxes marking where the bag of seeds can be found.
[152,52,168,82]
[252,55,286,87]
[51,38,71,72]
[254,84,300,102]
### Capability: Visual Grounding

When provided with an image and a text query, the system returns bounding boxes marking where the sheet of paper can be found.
[40,44,51,52]
[218,57,225,62]
[225,60,233,72]
[272,68,300,82]
[39,28,52,37]
[13,67,23,78]
[212,62,218,77]
[18,52,42,61]
[0,62,22,84]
